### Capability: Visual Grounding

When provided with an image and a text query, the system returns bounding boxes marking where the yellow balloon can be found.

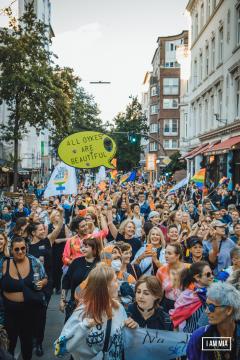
[58,131,117,169]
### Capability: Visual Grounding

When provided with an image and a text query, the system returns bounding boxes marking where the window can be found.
[163,119,178,135]
[237,78,240,117]
[165,62,175,68]
[199,103,202,133]
[204,99,209,130]
[172,139,178,149]
[151,86,158,97]
[149,142,158,151]
[170,43,174,51]
[212,0,216,10]
[218,27,223,63]
[206,0,211,19]
[217,90,222,120]
[163,78,179,95]
[199,53,203,81]
[211,37,215,71]
[164,139,169,149]
[227,10,230,43]
[150,104,159,115]
[163,99,178,109]
[205,45,209,77]
[200,3,204,29]
[150,123,158,133]
[237,6,240,46]
[194,59,198,87]
[184,113,188,138]
[210,95,215,127]
[163,139,178,149]
[195,13,199,38]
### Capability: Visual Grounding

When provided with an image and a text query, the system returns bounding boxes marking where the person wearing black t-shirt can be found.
[60,237,102,322]
[48,210,70,294]
[27,208,63,357]
[125,276,173,331]
[107,205,141,261]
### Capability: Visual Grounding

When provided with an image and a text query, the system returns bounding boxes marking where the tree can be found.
[110,97,148,171]
[164,151,186,174]
[50,85,104,151]
[0,4,77,190]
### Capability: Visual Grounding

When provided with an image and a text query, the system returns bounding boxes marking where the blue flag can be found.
[127,170,136,182]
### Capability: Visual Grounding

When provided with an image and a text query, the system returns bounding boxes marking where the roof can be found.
[186,0,196,12]
[188,143,209,159]
[203,136,240,155]
[157,30,188,43]
[181,143,208,160]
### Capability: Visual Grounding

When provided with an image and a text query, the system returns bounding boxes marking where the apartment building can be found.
[148,31,189,174]
[181,0,240,187]
[0,0,53,188]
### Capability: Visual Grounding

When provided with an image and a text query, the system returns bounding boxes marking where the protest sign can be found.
[58,131,117,169]
[124,328,191,360]
[44,162,77,197]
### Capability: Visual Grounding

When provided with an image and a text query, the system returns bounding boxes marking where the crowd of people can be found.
[0,179,240,359]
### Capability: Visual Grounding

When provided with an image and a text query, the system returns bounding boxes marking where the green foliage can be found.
[110,97,148,171]
[50,86,103,149]
[0,3,82,188]
[164,151,186,174]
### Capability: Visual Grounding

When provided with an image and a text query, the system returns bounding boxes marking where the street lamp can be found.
[89,81,111,84]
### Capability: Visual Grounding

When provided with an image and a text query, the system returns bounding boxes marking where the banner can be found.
[58,131,117,169]
[124,328,191,360]
[95,166,106,184]
[166,174,190,196]
[44,162,77,198]
[146,154,157,171]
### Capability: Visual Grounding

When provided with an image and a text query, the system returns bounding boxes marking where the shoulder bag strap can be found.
[102,318,112,356]
[131,264,138,280]
[12,259,22,280]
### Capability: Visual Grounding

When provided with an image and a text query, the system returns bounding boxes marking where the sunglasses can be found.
[14,246,26,253]
[203,271,213,278]
[163,213,169,215]
[206,303,227,313]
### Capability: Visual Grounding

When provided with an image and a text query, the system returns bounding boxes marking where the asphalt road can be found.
[18,293,68,360]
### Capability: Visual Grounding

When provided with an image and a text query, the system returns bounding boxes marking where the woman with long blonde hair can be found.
[0,231,10,260]
[133,226,166,275]
[107,205,142,260]
[56,264,127,360]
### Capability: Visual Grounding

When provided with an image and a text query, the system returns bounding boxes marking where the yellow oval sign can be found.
[58,131,117,169]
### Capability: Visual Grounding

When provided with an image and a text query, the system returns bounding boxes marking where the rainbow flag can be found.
[110,159,117,181]
[119,172,130,184]
[191,168,206,189]
[218,177,228,186]
[98,181,107,192]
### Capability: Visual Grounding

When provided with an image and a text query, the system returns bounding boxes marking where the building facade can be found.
[0,0,53,188]
[181,0,240,187]
[148,31,189,176]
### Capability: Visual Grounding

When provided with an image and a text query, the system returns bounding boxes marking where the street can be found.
[18,294,67,360]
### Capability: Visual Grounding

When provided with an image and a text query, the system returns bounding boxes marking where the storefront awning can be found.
[181,143,208,160]
[187,143,209,159]
[203,136,240,155]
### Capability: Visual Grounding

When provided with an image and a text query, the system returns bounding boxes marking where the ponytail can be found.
[180,261,209,290]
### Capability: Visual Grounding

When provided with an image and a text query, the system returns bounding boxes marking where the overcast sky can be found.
[1,0,189,123]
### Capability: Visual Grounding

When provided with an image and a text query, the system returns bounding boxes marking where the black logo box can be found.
[202,337,231,351]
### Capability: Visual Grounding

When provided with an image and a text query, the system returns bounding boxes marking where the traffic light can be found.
[128,132,137,144]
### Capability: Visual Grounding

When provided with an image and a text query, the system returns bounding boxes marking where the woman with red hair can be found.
[56,264,127,359]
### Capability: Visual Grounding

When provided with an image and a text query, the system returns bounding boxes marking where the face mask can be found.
[2,214,11,222]
[111,259,122,272]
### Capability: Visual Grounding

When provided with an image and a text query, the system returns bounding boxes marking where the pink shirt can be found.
[62,228,108,266]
